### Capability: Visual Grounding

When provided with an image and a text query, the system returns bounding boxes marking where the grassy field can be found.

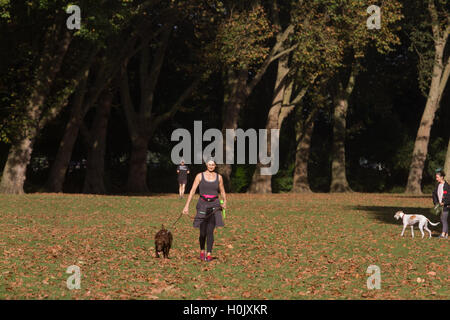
[0,193,448,300]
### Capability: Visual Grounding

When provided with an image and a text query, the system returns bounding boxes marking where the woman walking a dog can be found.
[433,170,450,239]
[183,159,226,262]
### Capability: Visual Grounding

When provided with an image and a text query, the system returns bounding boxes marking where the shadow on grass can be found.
[351,205,436,225]
[384,194,431,200]
[36,191,177,198]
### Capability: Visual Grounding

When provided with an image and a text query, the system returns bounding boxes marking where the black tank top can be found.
[199,172,219,196]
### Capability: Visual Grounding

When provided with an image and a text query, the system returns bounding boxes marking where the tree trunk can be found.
[126,136,151,193]
[444,138,450,178]
[405,2,449,194]
[292,108,316,193]
[330,97,352,192]
[217,68,248,191]
[46,74,89,192]
[405,96,441,194]
[0,27,72,194]
[46,40,135,193]
[330,63,358,193]
[0,138,34,194]
[216,13,297,192]
[82,90,113,194]
[46,19,151,193]
[247,105,279,193]
[119,24,172,194]
[247,58,319,193]
[405,46,446,194]
[248,51,291,194]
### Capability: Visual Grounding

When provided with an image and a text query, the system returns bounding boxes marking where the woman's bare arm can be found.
[218,174,227,209]
[183,173,201,214]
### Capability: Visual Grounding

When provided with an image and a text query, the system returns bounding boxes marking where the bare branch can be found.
[269,44,298,63]
[153,77,203,130]
[272,24,295,55]
[289,73,318,106]
[428,0,441,41]
[246,24,295,96]
[39,48,98,128]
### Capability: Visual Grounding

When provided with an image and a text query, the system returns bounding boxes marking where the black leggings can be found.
[441,207,449,234]
[199,214,216,253]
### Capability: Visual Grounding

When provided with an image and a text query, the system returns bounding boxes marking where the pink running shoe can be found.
[200,252,205,260]
[205,255,213,262]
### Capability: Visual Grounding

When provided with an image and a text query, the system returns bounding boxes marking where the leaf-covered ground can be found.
[0,193,448,299]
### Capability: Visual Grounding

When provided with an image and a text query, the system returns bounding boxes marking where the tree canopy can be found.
[0,0,449,194]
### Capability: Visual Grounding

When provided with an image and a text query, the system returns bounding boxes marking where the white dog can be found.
[394,211,440,238]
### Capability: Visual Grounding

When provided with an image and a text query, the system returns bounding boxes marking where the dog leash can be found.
[170,211,184,229]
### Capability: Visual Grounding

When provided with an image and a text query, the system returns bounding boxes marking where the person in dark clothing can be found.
[432,170,450,239]
[176,160,190,199]
[183,159,227,262]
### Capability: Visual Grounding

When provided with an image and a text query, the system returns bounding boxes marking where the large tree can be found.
[405,0,450,194]
[46,3,162,193]
[0,3,73,194]
[292,78,331,193]
[329,60,359,192]
[248,0,402,193]
[444,138,450,176]
[0,0,141,194]
[81,88,115,194]
[210,2,298,191]
[327,0,402,192]
[248,0,341,193]
[119,1,209,193]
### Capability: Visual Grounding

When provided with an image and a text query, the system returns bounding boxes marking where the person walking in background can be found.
[433,170,450,239]
[177,160,190,199]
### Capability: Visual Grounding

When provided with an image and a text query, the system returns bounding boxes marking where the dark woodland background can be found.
[0,0,448,195]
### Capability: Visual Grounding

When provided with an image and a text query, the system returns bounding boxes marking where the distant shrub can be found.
[388,186,405,193]
[422,184,435,194]
[231,165,254,193]
[272,164,294,193]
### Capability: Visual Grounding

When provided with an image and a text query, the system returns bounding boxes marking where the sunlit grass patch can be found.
[0,193,447,299]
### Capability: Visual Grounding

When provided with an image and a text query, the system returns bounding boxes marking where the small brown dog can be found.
[154,225,173,258]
